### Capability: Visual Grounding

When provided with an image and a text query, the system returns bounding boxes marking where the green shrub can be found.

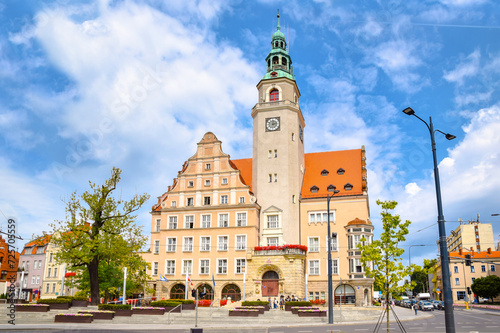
[71,296,89,301]
[37,298,72,304]
[56,296,72,299]
[164,299,194,304]
[284,301,311,306]
[242,301,269,306]
[150,300,182,307]
[98,304,131,310]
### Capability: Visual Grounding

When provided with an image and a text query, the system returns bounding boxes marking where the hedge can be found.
[285,301,311,306]
[150,300,182,307]
[242,301,269,306]
[98,304,132,310]
[164,299,194,304]
[55,296,88,301]
[37,298,72,304]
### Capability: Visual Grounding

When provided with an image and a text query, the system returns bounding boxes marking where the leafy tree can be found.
[410,259,437,294]
[359,200,414,329]
[471,275,500,302]
[44,167,150,305]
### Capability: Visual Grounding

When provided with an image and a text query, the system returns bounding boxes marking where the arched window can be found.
[282,57,287,68]
[270,89,279,102]
[272,56,279,65]
[221,284,241,301]
[196,283,214,300]
[335,284,355,304]
[170,284,186,299]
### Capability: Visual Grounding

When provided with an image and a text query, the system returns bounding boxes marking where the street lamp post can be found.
[327,189,339,325]
[402,107,456,333]
[408,244,425,267]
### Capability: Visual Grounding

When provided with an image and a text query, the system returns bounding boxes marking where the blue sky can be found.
[1,0,500,267]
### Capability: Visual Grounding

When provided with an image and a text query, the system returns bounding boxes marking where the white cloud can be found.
[440,0,488,7]
[444,49,481,85]
[405,182,422,195]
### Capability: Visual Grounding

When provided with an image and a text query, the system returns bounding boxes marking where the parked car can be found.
[419,301,434,311]
[431,300,441,309]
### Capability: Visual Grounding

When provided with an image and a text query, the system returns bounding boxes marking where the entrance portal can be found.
[262,271,279,297]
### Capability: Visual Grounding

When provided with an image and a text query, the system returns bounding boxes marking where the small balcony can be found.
[253,245,307,257]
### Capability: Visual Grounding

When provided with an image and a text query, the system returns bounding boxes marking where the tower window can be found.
[274,173,278,182]
[274,149,278,158]
[270,89,279,101]
[269,174,272,183]
[272,56,279,64]
[282,57,287,67]
[292,133,295,141]
[268,150,272,158]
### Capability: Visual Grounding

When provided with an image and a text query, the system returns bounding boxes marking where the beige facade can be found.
[447,221,494,253]
[40,241,77,299]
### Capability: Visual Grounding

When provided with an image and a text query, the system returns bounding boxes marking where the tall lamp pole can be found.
[327,188,339,324]
[402,107,456,333]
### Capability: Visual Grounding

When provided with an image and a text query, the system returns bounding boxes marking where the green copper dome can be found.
[263,12,294,81]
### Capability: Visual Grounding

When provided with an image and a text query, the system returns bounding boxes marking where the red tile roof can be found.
[231,158,253,193]
[450,250,500,260]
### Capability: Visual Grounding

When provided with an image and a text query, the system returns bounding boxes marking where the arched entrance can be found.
[262,271,279,297]
[221,284,241,301]
[170,284,186,299]
[196,284,214,300]
[335,284,355,304]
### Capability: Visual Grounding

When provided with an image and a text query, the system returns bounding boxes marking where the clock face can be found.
[266,117,280,131]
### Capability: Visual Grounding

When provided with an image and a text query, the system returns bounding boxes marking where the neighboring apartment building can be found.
[446,220,494,253]
[40,239,77,299]
[434,248,500,303]
[0,236,19,296]
[142,13,373,306]
[17,236,50,301]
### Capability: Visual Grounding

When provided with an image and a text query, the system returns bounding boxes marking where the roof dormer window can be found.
[344,183,353,191]
[337,168,345,175]
[327,184,336,192]
[321,169,329,176]
[310,185,319,193]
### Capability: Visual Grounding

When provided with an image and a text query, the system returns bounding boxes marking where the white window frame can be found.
[217,259,228,275]
[200,236,211,252]
[455,278,460,285]
[218,235,229,251]
[308,211,335,224]
[239,197,245,204]
[188,180,194,188]
[327,234,338,251]
[166,237,177,252]
[182,259,192,275]
[267,215,279,229]
[267,237,279,246]
[52,283,56,293]
[47,267,51,277]
[205,179,211,186]
[201,214,211,228]
[218,213,229,227]
[171,200,177,207]
[54,267,58,277]
[38,260,42,269]
[154,240,160,254]
[220,195,228,204]
[237,212,247,226]
[168,216,178,229]
[165,260,175,275]
[155,219,161,232]
[332,258,339,275]
[204,196,211,205]
[308,237,320,252]
[183,237,194,252]
[36,275,40,285]
[200,259,210,275]
[222,178,228,185]
[152,262,159,276]
[235,258,246,274]
[235,235,246,251]
[205,163,211,170]
[184,215,194,229]
[309,260,320,275]
[187,197,194,206]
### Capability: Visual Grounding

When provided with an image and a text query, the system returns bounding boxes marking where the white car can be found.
[419,301,434,311]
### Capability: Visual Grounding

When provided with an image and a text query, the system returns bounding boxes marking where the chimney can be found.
[459,248,463,255]
[470,247,474,252]
[488,248,492,254]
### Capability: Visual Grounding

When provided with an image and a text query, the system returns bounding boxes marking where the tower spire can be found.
[277,9,281,31]
[263,12,293,80]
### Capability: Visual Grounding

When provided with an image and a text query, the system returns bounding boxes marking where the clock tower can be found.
[252,13,305,245]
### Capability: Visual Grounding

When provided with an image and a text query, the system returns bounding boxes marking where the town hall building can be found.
[142,14,374,306]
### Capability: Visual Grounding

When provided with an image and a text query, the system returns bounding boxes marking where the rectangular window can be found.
[454,266,458,273]
[330,234,338,251]
[292,195,296,203]
[155,219,161,232]
[167,238,177,252]
[481,265,486,272]
[239,197,245,204]
[32,275,36,284]
[26,261,30,272]
[153,262,158,276]
[200,259,210,274]
[183,237,193,252]
[217,259,227,274]
[309,260,320,275]
[332,259,339,275]
[166,260,175,275]
[267,215,279,229]
[236,259,246,274]
[188,180,194,187]
[204,196,211,205]
[49,253,53,263]
[274,149,277,158]
[218,236,228,251]
[222,178,228,185]
[267,237,279,246]
[182,260,192,275]
[202,215,211,228]
[47,268,51,277]
[220,195,228,204]
[456,291,466,301]
[36,275,40,285]
[268,150,272,158]
[470,266,475,273]
[184,215,194,229]
[38,260,42,269]
[274,173,278,182]
[309,237,320,252]
[491,265,496,272]
[168,216,178,229]
[54,267,58,277]
[45,284,49,293]
[52,283,56,293]
[171,200,177,207]
[355,258,362,273]
[237,213,247,226]
[205,179,211,186]
[308,211,334,223]
[219,213,229,227]
[269,174,272,183]
[201,237,211,251]
[154,240,160,254]
[187,197,194,206]
[455,278,460,285]
[472,277,476,284]
[352,235,361,249]
[205,163,211,170]
[236,235,246,250]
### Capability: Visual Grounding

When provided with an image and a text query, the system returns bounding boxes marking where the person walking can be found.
[413,303,418,315]
[274,298,278,309]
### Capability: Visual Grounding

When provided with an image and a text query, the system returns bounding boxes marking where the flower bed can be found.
[291,306,319,314]
[15,304,50,312]
[197,300,212,307]
[98,304,132,316]
[285,301,312,311]
[297,309,327,317]
[38,298,72,310]
[54,313,93,323]
[235,306,265,314]
[241,301,269,311]
[78,310,114,320]
[132,307,165,315]
[228,309,259,317]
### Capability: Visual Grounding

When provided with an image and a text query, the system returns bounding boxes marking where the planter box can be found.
[49,303,71,310]
[15,305,50,312]
[72,300,89,307]
[298,311,327,317]
[228,310,259,317]
[133,308,165,315]
[79,311,114,320]
[163,306,181,313]
[182,303,195,310]
[54,315,93,323]
[291,307,319,314]
[236,306,265,314]
[113,309,133,317]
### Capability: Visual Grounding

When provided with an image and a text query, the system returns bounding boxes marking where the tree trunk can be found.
[88,257,100,305]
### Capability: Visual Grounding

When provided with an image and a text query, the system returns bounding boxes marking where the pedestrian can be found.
[279,297,284,310]
[268,297,272,309]
[274,298,278,309]
[413,303,418,315]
